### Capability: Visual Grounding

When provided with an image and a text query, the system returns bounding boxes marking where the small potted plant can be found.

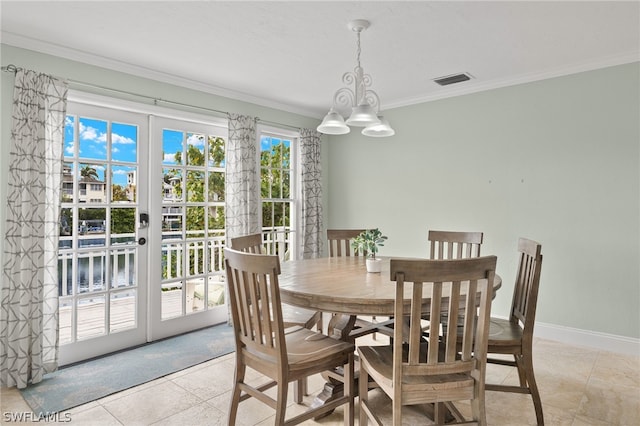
[351,228,388,273]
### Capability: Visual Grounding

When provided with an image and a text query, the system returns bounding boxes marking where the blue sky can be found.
[65,116,138,186]
[64,118,292,186]
[162,129,184,165]
[260,135,290,152]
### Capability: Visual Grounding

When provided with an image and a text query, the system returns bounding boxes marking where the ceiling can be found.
[1,1,639,118]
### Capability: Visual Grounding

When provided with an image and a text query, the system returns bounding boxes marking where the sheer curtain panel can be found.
[225,114,260,242]
[1,69,68,388]
[299,129,323,259]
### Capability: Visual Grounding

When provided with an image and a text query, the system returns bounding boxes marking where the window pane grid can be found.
[161,130,226,318]
[260,132,295,260]
[60,112,140,343]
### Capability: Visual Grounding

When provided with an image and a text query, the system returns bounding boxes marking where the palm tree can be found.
[80,165,99,181]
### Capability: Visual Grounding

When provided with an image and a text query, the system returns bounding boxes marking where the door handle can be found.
[139,213,149,229]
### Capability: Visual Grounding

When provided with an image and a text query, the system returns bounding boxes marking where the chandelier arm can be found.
[341,71,356,87]
[332,87,355,110]
[363,90,381,114]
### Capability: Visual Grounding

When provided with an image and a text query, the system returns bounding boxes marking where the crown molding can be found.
[1,31,322,119]
[4,31,638,118]
[382,51,640,111]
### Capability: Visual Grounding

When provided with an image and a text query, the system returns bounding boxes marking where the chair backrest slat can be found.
[327,229,367,257]
[390,256,496,378]
[444,280,461,362]
[426,282,441,365]
[428,230,483,260]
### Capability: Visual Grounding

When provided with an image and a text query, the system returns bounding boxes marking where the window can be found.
[259,129,297,260]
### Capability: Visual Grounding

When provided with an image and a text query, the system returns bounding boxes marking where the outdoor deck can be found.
[59,283,225,343]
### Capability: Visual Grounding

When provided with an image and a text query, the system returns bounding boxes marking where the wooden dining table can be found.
[279,255,502,341]
[278,255,502,418]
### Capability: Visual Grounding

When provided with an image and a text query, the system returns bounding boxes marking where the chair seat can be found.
[488,317,523,346]
[285,326,355,370]
[281,304,322,330]
[359,344,474,391]
[245,326,354,377]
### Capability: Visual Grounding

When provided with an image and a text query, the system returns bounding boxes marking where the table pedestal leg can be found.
[311,314,358,420]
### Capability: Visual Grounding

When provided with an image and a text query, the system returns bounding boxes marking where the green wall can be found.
[325,63,640,339]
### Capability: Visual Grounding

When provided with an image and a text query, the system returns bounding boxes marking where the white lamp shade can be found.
[362,116,395,137]
[317,109,351,135]
[345,103,381,127]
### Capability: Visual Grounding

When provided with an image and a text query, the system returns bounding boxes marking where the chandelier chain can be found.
[355,29,362,70]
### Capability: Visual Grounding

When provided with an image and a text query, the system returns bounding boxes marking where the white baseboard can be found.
[534,321,640,357]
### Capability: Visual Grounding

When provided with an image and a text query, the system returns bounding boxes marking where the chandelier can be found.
[317,19,395,138]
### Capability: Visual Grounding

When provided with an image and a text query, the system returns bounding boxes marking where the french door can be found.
[148,116,228,340]
[58,103,149,364]
[58,98,228,364]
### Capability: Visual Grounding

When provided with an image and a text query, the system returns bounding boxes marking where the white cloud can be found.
[112,133,135,145]
[187,134,205,147]
[164,153,176,163]
[65,142,75,155]
[79,122,104,143]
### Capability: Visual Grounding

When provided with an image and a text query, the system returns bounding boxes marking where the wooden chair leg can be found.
[228,362,245,425]
[523,352,544,426]
[359,364,369,426]
[344,354,354,426]
[275,382,288,425]
[515,354,528,387]
[228,383,241,425]
[294,379,304,403]
[392,394,402,425]
[470,393,487,426]
[434,402,446,424]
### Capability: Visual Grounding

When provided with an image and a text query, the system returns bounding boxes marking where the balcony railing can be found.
[58,227,294,296]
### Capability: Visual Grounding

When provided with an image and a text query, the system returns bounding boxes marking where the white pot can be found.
[366,258,382,273]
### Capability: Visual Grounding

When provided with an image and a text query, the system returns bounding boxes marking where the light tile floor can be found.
[2,336,639,425]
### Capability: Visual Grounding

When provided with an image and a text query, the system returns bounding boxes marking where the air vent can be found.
[433,72,473,86]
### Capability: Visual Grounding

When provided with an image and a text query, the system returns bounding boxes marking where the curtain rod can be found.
[2,63,304,132]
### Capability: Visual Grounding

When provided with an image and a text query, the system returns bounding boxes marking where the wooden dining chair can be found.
[231,233,322,331]
[230,233,324,402]
[327,229,367,257]
[224,248,355,425]
[358,256,497,425]
[428,230,483,260]
[485,238,544,425]
[424,230,485,336]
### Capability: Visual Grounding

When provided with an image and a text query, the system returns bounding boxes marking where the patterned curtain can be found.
[1,69,68,388]
[299,129,323,259]
[225,113,260,243]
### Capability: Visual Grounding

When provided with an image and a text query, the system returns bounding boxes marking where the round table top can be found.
[278,256,502,316]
